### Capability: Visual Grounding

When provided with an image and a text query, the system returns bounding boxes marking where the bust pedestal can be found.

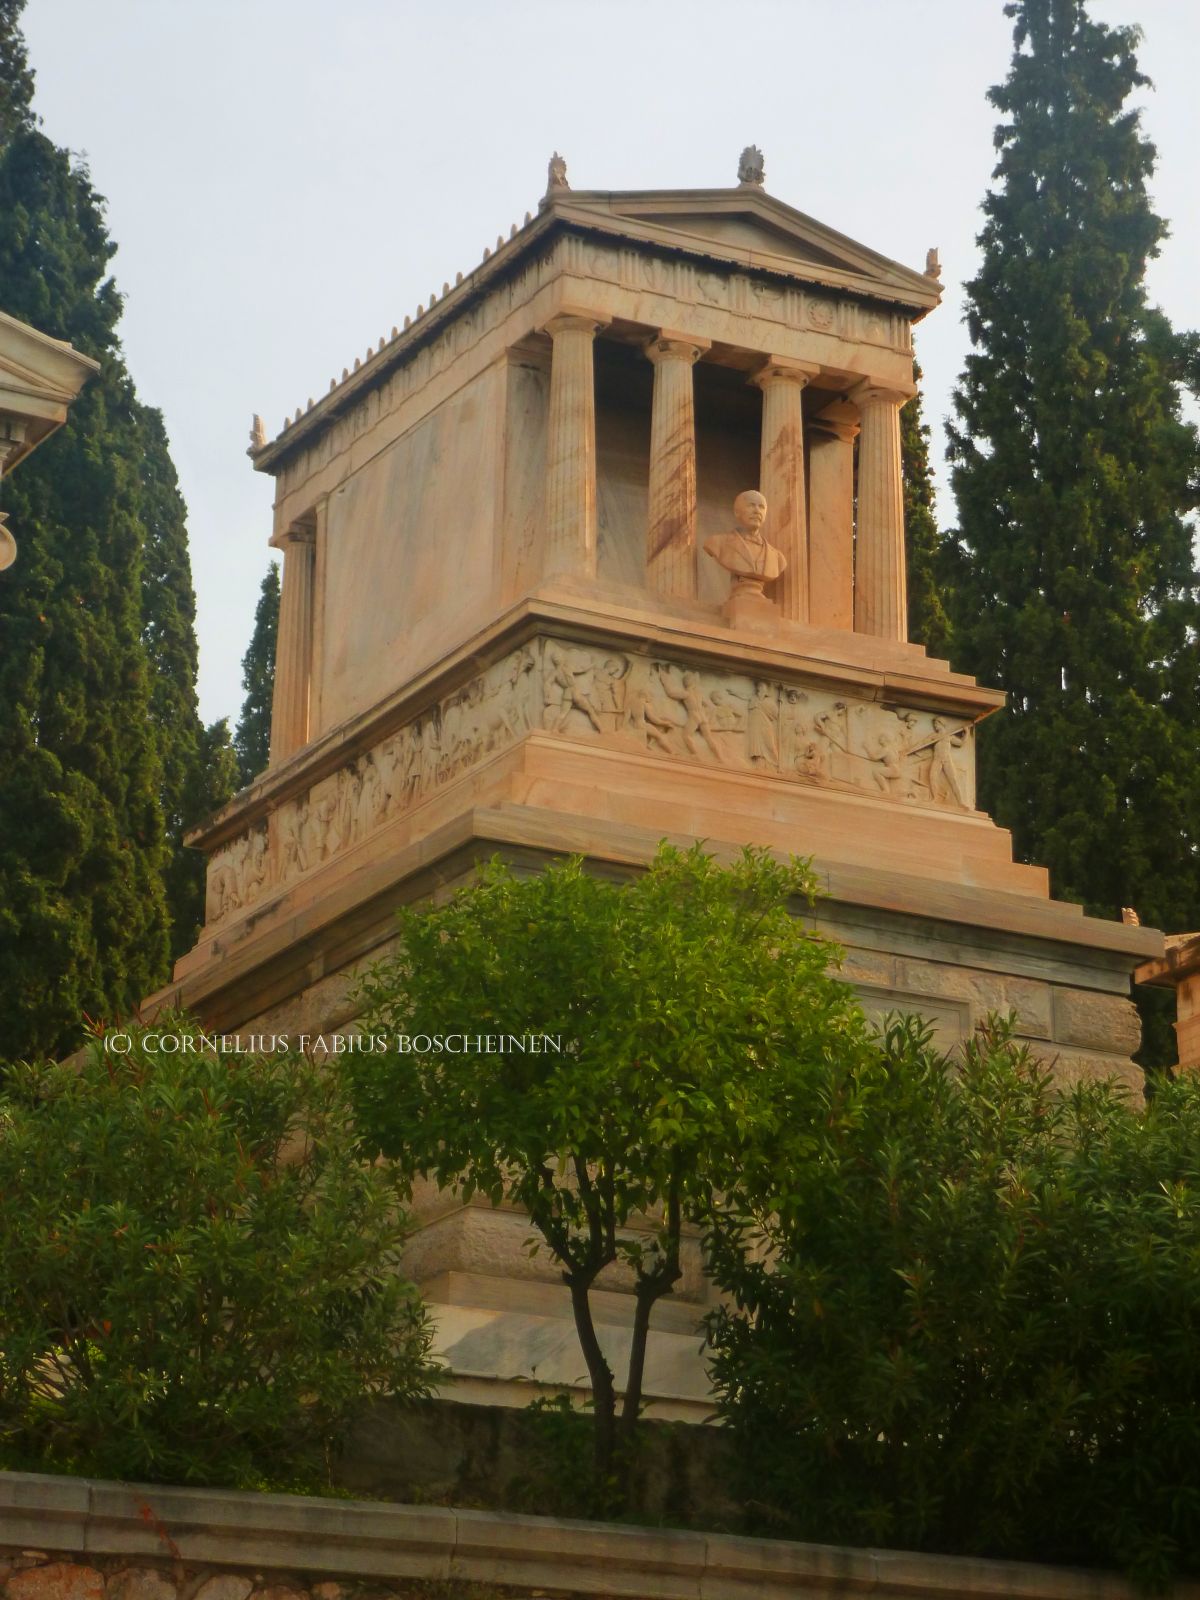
[724,573,777,631]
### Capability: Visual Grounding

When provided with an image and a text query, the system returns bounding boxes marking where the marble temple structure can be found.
[155,151,1162,1415]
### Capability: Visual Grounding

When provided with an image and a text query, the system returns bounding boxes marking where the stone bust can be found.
[704,490,786,583]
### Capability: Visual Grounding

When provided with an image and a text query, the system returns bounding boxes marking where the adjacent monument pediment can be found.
[548,188,942,314]
[0,309,100,469]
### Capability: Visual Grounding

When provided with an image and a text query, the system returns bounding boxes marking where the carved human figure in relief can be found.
[704,491,786,583]
[623,658,676,754]
[926,718,969,808]
[279,801,308,877]
[746,681,780,766]
[660,668,724,762]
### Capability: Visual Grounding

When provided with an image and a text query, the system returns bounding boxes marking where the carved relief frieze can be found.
[203,637,976,933]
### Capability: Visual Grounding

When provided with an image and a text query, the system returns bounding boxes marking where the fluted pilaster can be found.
[753,358,817,622]
[852,384,910,641]
[543,312,608,579]
[645,333,708,600]
[269,525,315,765]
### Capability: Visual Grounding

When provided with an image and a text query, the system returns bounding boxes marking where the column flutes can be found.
[645,332,709,600]
[269,525,315,765]
[753,358,817,622]
[852,384,910,641]
[807,402,858,631]
[543,311,608,580]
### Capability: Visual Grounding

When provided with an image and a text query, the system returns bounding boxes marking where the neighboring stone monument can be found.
[1138,933,1200,1072]
[149,151,1162,1416]
[0,309,99,570]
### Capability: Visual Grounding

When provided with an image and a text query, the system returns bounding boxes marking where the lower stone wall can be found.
[1,1470,1193,1600]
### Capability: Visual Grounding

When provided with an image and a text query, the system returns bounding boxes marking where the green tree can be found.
[944,0,1200,1067]
[0,1,223,1051]
[234,559,279,785]
[902,358,952,658]
[347,844,867,1509]
[706,1017,1200,1587]
[140,406,236,954]
[0,1018,434,1487]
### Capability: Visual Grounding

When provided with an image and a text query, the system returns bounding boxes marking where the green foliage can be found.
[0,0,32,146]
[901,359,952,659]
[0,1018,435,1487]
[234,560,280,785]
[944,0,1200,1068]
[348,843,866,1504]
[706,1017,1200,1587]
[0,4,225,1051]
[139,405,237,954]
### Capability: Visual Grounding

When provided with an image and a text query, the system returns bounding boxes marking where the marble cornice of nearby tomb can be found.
[187,593,1004,854]
[255,212,916,493]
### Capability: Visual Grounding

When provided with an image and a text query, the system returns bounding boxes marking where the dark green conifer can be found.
[945,0,1200,1068]
[902,358,952,658]
[0,0,225,1051]
[234,562,279,786]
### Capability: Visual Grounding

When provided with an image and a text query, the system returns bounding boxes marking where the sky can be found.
[20,0,1200,728]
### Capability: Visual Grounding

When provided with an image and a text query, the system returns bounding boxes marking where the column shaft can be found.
[754,360,816,622]
[269,528,315,765]
[807,412,858,630]
[544,313,606,579]
[853,386,909,641]
[646,334,707,600]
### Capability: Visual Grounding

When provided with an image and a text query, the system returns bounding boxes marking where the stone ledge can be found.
[2,1470,1196,1600]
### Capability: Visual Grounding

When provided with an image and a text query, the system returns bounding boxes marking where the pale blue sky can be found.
[21,0,1200,727]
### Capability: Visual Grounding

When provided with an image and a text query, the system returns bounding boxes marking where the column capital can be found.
[273,522,315,551]
[645,331,711,365]
[810,399,860,444]
[849,379,916,410]
[541,308,612,339]
[752,355,820,391]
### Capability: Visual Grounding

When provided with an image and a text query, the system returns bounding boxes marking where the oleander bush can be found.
[0,1016,436,1487]
[706,1018,1200,1588]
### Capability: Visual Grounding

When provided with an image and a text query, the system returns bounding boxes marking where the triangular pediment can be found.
[546,188,940,313]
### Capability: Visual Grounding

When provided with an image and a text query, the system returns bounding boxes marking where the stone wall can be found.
[1,1470,1194,1600]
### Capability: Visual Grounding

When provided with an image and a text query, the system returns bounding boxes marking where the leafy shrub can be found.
[348,843,867,1506]
[706,1018,1200,1587]
[0,1017,435,1486]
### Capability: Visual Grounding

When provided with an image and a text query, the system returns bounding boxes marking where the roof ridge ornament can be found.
[543,151,570,204]
[737,145,765,189]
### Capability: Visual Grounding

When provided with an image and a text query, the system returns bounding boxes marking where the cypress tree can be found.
[139,407,235,955]
[0,0,228,1051]
[234,561,279,786]
[902,357,953,658]
[945,0,1200,1068]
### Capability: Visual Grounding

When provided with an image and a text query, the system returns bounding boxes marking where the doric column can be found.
[645,332,709,600]
[543,311,609,580]
[852,383,911,641]
[807,402,859,631]
[269,525,315,765]
[753,357,818,622]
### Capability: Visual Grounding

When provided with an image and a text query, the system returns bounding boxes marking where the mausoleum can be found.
[156,151,1161,1413]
